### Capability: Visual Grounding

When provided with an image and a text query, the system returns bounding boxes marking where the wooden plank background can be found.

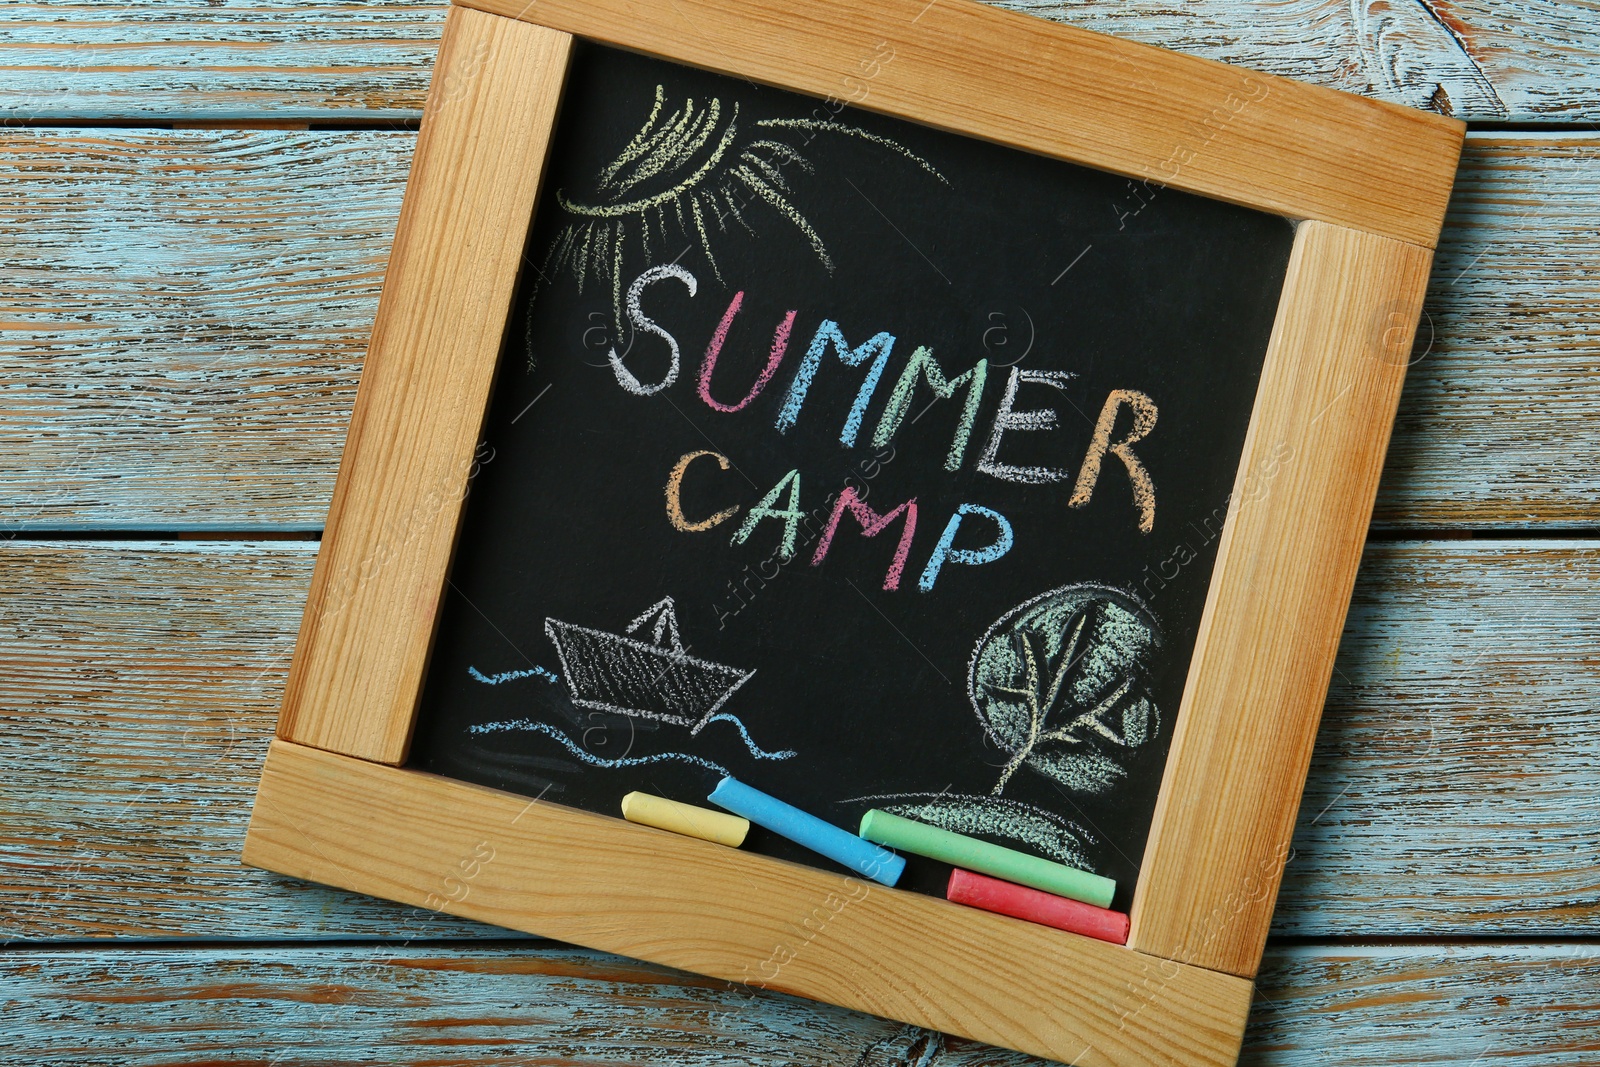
[4,130,1596,531]
[0,0,1597,122]
[1,0,1596,1063]
[2,944,1596,1065]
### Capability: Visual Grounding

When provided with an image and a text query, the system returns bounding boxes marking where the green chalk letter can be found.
[730,468,805,562]
[871,347,987,470]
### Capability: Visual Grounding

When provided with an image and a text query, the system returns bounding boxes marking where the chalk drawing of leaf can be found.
[969,585,1161,797]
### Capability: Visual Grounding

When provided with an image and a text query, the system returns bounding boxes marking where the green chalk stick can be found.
[858,809,1115,908]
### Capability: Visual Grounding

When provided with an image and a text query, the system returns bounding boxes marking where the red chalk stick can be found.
[947,868,1129,945]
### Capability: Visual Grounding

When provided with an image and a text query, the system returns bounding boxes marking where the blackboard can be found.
[409,41,1296,909]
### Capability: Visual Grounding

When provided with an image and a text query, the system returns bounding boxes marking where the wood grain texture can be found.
[0,0,447,123]
[1244,944,1600,1066]
[1275,539,1600,937]
[0,540,493,941]
[463,0,1462,247]
[0,943,1595,1065]
[1,132,1585,531]
[0,128,411,532]
[1131,222,1433,977]
[1018,0,1600,123]
[1,540,1594,942]
[246,740,1254,1067]
[1,0,1595,123]
[278,9,571,762]
[1377,132,1600,528]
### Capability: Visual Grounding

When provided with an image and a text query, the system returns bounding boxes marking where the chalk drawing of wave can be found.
[467,597,792,767]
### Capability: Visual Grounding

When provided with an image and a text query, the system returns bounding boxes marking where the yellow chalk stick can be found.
[621,791,749,847]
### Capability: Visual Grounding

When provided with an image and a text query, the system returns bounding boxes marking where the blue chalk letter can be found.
[917,503,1014,592]
[774,320,895,443]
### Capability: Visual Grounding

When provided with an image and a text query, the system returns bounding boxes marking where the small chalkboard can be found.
[408,41,1296,907]
[245,4,1461,1061]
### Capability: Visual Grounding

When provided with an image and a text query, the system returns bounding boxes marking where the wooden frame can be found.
[245,2,1463,1063]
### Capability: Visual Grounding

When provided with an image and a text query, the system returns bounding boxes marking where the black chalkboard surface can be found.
[409,41,1296,908]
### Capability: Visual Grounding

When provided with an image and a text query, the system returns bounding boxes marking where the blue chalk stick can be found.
[708,777,905,886]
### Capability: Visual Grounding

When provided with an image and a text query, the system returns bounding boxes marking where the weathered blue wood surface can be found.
[0,943,1596,1066]
[0,0,1597,122]
[1,0,1597,1063]
[1,542,1595,941]
[2,130,1598,529]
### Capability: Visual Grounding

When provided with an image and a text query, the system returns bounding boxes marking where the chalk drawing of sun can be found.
[528,84,946,340]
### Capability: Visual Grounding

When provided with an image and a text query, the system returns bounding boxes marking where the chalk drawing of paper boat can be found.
[544,597,755,733]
